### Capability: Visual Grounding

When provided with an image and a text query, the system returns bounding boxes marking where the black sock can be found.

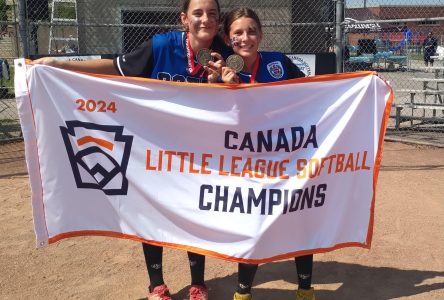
[188,252,205,286]
[142,243,164,289]
[237,263,258,294]
[295,254,313,290]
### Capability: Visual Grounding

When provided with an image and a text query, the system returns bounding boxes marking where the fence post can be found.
[18,0,29,58]
[334,0,344,73]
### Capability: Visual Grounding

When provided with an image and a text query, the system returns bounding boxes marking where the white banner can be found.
[15,59,392,263]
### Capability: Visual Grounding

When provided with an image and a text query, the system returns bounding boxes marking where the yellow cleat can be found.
[233,292,252,300]
[296,287,315,300]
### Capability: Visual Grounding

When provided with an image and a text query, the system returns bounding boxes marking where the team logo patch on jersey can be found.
[60,121,133,195]
[267,61,284,79]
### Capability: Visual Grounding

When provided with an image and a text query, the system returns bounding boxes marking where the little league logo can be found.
[267,61,284,79]
[60,121,133,195]
[292,56,312,76]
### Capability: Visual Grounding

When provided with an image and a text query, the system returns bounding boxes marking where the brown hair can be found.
[223,7,262,36]
[180,0,222,31]
[181,0,221,16]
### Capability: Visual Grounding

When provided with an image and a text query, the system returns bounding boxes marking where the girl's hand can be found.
[32,57,63,68]
[205,52,225,83]
[221,66,239,84]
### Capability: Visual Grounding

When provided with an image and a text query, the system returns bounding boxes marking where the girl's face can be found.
[181,0,220,44]
[228,17,262,59]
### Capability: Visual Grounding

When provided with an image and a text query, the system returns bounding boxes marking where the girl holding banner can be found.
[34,0,231,299]
[220,7,315,300]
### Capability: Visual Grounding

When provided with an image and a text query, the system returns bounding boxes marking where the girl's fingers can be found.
[207,60,224,71]
[33,57,58,66]
[211,52,224,63]
[204,65,218,75]
[221,67,239,83]
[204,66,220,83]
[208,52,225,70]
[222,67,235,76]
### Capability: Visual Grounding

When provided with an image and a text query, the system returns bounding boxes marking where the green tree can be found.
[0,0,7,31]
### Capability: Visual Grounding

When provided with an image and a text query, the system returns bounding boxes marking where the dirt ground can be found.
[0,141,443,300]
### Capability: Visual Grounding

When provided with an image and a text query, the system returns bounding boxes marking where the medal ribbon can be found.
[185,32,203,76]
[240,54,260,83]
[249,54,260,83]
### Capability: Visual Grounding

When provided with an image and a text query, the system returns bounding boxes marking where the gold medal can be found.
[226,54,244,73]
[196,48,213,66]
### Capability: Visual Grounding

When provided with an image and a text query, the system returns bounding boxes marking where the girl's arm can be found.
[32,58,119,75]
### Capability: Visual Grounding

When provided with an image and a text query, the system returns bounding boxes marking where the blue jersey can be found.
[238,52,305,83]
[114,31,232,83]
[152,32,204,83]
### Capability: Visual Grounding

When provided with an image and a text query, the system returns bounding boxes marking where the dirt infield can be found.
[0,141,443,300]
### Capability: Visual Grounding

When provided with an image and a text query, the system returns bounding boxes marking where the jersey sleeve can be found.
[284,55,306,79]
[113,40,154,78]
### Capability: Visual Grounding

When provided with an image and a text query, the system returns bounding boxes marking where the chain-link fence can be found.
[344,1,444,145]
[18,0,335,56]
[1,0,21,156]
[1,0,444,153]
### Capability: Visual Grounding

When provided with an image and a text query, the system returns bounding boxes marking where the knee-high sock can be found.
[295,254,313,290]
[188,252,206,286]
[143,243,164,289]
[237,263,258,294]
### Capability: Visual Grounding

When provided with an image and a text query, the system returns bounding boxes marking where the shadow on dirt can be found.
[139,260,444,300]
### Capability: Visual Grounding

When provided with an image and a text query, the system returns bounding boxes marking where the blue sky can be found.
[346,0,442,8]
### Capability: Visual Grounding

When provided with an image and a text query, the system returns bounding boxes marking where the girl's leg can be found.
[237,263,258,294]
[142,243,165,288]
[295,254,313,290]
[187,252,208,299]
[188,252,206,286]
